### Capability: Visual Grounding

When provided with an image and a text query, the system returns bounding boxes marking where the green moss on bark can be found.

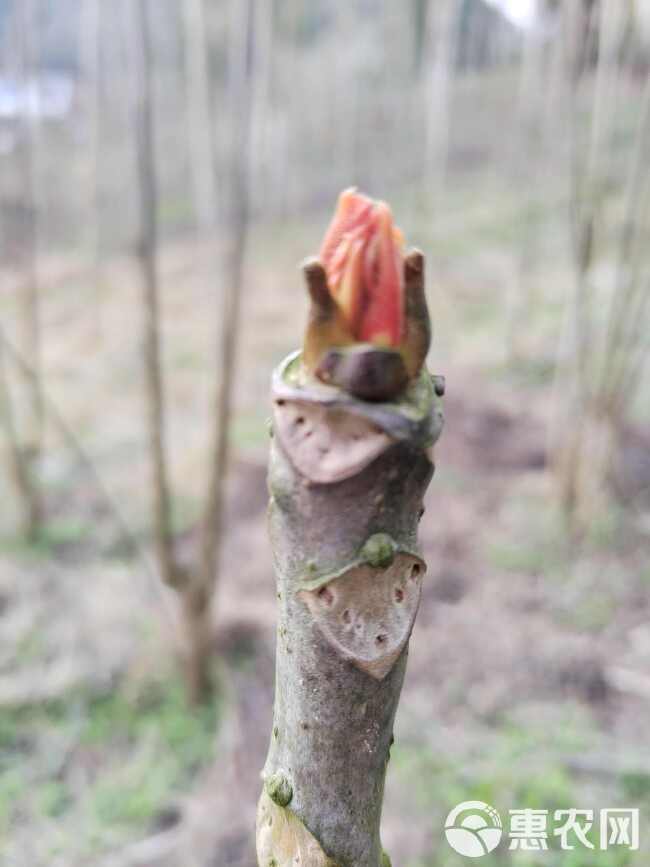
[265,771,293,807]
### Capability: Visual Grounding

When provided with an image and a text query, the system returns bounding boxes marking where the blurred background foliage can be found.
[0,0,649,864]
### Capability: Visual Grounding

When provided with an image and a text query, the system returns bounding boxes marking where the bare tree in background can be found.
[249,0,273,210]
[506,0,547,359]
[131,0,178,594]
[0,334,39,538]
[81,0,104,335]
[422,0,459,217]
[131,0,254,702]
[552,0,650,524]
[183,0,218,233]
[334,1,360,190]
[279,0,303,216]
[0,0,44,538]
[193,0,255,701]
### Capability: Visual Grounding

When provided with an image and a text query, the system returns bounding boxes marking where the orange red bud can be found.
[319,189,405,347]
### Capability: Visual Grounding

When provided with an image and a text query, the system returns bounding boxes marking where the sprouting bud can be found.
[319,188,405,347]
[302,191,431,401]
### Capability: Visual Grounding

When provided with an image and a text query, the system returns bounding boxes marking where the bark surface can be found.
[258,351,442,867]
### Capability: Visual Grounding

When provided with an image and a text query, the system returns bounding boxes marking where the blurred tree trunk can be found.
[130,0,180,591]
[506,0,546,359]
[8,0,43,538]
[280,0,303,216]
[422,0,459,218]
[551,0,649,526]
[552,0,611,522]
[192,0,255,703]
[81,0,104,337]
[249,0,273,212]
[336,1,360,191]
[183,0,218,233]
[0,333,38,537]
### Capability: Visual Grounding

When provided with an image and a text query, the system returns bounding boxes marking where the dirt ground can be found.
[1,204,650,866]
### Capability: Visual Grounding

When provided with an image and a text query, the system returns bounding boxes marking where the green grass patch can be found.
[0,674,218,858]
[0,517,92,558]
[392,720,645,867]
